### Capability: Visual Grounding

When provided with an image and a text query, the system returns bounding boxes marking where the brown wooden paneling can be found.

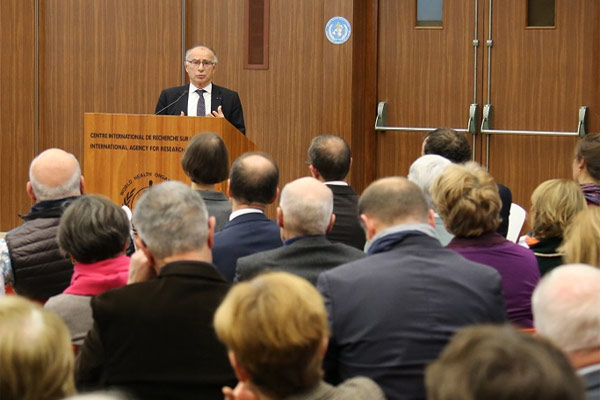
[38,0,182,166]
[484,0,599,211]
[376,0,477,178]
[0,0,36,230]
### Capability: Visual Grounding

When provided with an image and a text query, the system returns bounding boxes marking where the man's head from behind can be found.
[214,272,328,399]
[181,132,229,186]
[423,128,471,164]
[0,296,76,400]
[278,177,334,239]
[425,325,585,400]
[358,177,430,239]
[27,148,83,202]
[532,264,600,358]
[408,154,451,211]
[229,152,279,206]
[307,134,352,181]
[132,181,210,262]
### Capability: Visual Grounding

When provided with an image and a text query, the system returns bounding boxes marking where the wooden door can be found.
[483,0,600,210]
[376,0,480,178]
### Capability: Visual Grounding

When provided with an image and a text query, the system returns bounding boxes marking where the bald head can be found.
[279,177,334,237]
[28,149,82,202]
[229,152,279,206]
[359,177,429,227]
[532,264,600,354]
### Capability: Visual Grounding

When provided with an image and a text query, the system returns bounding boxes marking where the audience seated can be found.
[181,132,232,231]
[307,134,365,250]
[559,207,600,267]
[432,162,540,328]
[408,154,453,245]
[317,177,506,400]
[521,179,586,275]
[212,152,283,281]
[425,325,585,400]
[1,148,84,301]
[75,181,235,399]
[44,195,130,345]
[0,295,76,400]
[423,128,512,237]
[572,133,600,206]
[235,177,365,284]
[532,264,600,400]
[214,271,385,400]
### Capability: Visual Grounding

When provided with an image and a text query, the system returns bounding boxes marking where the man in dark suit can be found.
[236,177,365,285]
[422,128,512,236]
[317,177,506,400]
[307,134,365,250]
[155,45,245,134]
[75,181,235,400]
[212,152,282,281]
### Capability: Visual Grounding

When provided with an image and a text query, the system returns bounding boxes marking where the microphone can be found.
[155,90,188,115]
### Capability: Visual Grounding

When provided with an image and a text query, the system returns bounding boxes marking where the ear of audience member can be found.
[408,154,453,245]
[0,295,76,400]
[559,207,600,267]
[431,162,540,328]
[573,133,600,206]
[425,325,586,400]
[525,179,587,275]
[44,195,131,345]
[214,272,384,400]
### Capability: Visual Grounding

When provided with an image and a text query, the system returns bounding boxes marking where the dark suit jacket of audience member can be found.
[235,235,366,285]
[75,260,236,400]
[317,233,506,400]
[325,184,366,250]
[197,190,231,232]
[497,183,512,237]
[212,213,283,281]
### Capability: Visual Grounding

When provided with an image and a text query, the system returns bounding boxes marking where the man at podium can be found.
[155,45,246,134]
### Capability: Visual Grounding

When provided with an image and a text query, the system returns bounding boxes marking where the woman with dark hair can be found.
[45,195,130,345]
[573,133,600,206]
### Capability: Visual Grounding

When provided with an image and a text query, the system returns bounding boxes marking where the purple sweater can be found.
[447,232,540,328]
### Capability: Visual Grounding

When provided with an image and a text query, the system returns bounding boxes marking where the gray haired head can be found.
[408,154,451,210]
[29,148,82,201]
[133,181,209,260]
[279,177,333,237]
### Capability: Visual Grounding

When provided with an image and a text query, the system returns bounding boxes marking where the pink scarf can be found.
[63,255,130,296]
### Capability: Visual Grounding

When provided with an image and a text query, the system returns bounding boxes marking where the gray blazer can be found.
[235,235,365,285]
[197,190,231,232]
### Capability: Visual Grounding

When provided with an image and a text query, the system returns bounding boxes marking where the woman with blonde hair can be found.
[560,207,600,267]
[573,133,600,205]
[431,162,540,328]
[0,295,76,400]
[523,179,586,275]
[214,272,384,400]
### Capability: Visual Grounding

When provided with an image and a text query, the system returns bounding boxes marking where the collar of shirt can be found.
[189,82,213,94]
[324,181,348,186]
[187,83,213,116]
[229,208,264,221]
[578,363,600,377]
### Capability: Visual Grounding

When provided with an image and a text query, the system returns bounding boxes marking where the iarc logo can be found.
[120,171,170,209]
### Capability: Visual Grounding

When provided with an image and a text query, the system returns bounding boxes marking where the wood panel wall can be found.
[0,0,36,229]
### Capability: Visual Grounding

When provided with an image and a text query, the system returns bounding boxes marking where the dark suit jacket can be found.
[317,233,506,400]
[326,184,366,250]
[235,235,366,285]
[75,260,236,400]
[212,213,283,282]
[155,84,246,134]
[497,183,512,237]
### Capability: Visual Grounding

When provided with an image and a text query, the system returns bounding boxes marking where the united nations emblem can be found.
[325,17,351,45]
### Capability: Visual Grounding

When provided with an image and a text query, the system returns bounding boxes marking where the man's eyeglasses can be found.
[186,59,215,68]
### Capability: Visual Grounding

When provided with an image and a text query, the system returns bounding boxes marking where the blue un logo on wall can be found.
[325,17,351,45]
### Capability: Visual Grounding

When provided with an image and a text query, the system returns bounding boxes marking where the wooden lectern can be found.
[84,113,255,209]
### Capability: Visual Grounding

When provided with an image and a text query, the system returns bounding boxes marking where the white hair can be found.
[279,178,333,236]
[185,45,218,64]
[532,264,600,353]
[133,181,209,260]
[408,154,451,210]
[29,152,81,201]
